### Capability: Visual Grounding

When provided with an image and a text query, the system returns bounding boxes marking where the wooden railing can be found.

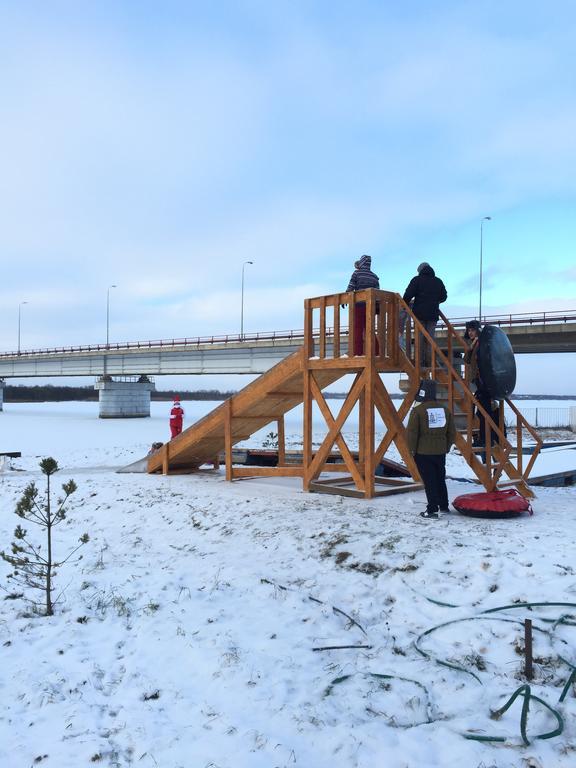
[304,289,403,365]
[411,304,542,494]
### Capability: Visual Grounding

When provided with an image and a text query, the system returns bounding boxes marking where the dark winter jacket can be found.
[465,339,481,386]
[346,254,380,292]
[403,265,447,321]
[407,401,456,455]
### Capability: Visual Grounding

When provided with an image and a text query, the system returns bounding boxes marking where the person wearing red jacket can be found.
[169,396,184,438]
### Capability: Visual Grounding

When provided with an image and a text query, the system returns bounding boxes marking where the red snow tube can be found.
[453,489,533,518]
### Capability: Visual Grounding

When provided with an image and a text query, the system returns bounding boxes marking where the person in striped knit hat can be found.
[345,254,380,355]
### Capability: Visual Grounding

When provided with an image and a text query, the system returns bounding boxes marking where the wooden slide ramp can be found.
[147,348,345,474]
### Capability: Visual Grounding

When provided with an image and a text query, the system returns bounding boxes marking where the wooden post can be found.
[162,442,170,475]
[348,295,355,358]
[224,399,233,481]
[277,415,286,467]
[414,325,421,374]
[303,368,312,491]
[524,618,533,680]
[304,299,313,360]
[319,296,326,359]
[405,313,413,361]
[516,412,524,476]
[358,389,365,469]
[375,298,388,362]
[366,290,374,359]
[333,299,341,358]
[363,365,375,498]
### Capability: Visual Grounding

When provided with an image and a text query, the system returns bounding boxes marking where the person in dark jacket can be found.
[407,379,456,518]
[403,262,447,366]
[345,254,380,355]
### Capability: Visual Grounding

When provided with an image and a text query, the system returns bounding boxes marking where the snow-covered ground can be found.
[1,402,576,768]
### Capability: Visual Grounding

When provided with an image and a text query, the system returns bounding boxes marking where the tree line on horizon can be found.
[2,384,574,403]
[2,384,237,402]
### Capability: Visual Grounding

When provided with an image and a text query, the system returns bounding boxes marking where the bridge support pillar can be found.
[95,376,155,418]
[0,379,4,412]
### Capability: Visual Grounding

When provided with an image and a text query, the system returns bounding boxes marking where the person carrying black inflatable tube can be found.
[407,379,456,519]
[464,320,496,458]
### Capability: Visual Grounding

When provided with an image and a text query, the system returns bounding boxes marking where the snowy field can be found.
[1,401,576,768]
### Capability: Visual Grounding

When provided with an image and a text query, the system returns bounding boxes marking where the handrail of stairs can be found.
[399,299,541,497]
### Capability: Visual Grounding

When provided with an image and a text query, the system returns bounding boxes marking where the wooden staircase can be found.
[149,290,542,500]
[398,299,543,498]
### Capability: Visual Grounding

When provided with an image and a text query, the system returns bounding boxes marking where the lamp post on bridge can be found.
[106,285,117,348]
[240,261,253,340]
[479,216,491,322]
[17,301,28,355]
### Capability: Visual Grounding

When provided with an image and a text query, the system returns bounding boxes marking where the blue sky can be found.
[1,1,574,392]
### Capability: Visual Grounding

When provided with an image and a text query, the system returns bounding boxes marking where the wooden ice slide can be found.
[147,347,344,477]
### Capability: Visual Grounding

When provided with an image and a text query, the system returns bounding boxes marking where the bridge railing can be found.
[1,308,575,358]
[0,329,309,357]
[443,309,576,330]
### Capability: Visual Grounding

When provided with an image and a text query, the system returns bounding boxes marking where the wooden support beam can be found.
[373,376,420,482]
[319,296,326,359]
[309,479,423,497]
[306,358,369,370]
[307,372,366,489]
[304,299,313,359]
[348,297,356,357]
[224,399,233,481]
[277,415,286,466]
[310,374,365,489]
[358,389,365,469]
[333,301,341,357]
[303,367,313,491]
[362,353,376,499]
[232,465,304,478]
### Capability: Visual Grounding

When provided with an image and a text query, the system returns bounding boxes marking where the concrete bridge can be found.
[1,306,574,416]
[1,309,575,377]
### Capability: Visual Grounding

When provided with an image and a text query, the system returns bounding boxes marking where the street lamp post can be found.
[17,301,28,354]
[479,216,491,321]
[240,261,253,339]
[106,285,117,347]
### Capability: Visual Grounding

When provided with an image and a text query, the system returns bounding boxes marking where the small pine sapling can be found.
[1,457,89,616]
[262,431,278,448]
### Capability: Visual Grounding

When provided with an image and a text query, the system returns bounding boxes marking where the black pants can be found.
[415,453,448,513]
[475,388,493,447]
[419,320,437,367]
